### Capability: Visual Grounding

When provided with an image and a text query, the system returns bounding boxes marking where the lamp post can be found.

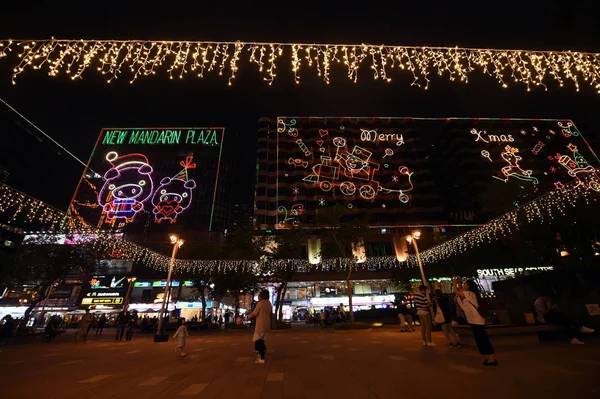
[124,277,137,307]
[155,234,184,342]
[406,231,427,285]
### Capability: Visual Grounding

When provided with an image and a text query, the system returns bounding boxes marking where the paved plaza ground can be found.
[0,324,598,398]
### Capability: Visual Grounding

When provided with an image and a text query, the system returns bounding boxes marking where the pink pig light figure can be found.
[151,156,197,223]
[98,152,154,224]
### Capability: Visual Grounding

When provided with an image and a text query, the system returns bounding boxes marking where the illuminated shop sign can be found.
[133,282,152,288]
[81,297,123,305]
[177,301,212,308]
[151,280,194,287]
[476,267,553,279]
[90,276,127,290]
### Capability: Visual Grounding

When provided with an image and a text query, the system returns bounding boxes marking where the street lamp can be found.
[155,234,184,342]
[124,277,137,306]
[406,230,427,285]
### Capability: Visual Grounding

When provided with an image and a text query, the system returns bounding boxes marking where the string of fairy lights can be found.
[1,39,599,92]
[0,183,86,231]
[1,178,595,273]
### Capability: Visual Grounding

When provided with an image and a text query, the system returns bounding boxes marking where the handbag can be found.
[433,298,446,324]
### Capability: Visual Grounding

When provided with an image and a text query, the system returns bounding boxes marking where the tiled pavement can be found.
[0,324,598,398]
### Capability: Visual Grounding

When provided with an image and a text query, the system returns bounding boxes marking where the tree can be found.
[191,269,215,322]
[14,235,103,330]
[211,226,264,316]
[318,204,370,323]
[268,228,305,322]
[213,270,257,316]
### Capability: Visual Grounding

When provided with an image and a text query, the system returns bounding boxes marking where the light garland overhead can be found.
[413,179,593,265]
[4,180,596,273]
[0,183,86,231]
[1,39,599,92]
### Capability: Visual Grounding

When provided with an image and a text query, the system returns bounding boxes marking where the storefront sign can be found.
[177,301,212,308]
[476,266,553,279]
[133,281,152,288]
[151,280,194,287]
[81,297,123,305]
[311,295,394,307]
[90,275,127,290]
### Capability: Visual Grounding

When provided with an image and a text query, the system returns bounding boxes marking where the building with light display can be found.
[69,127,234,236]
[253,116,600,318]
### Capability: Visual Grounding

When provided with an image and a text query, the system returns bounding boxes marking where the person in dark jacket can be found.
[116,306,132,341]
[434,289,461,347]
[397,302,415,332]
[96,314,107,336]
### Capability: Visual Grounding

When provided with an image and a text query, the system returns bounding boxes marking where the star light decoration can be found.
[1,39,600,92]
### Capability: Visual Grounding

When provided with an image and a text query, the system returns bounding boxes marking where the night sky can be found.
[0,1,599,211]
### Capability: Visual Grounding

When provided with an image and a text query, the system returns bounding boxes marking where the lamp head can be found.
[169,234,179,244]
[405,235,413,243]
[413,230,422,239]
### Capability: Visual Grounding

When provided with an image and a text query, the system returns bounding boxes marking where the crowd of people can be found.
[2,278,596,369]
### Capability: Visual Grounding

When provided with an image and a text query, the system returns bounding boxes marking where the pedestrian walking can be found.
[453,278,498,366]
[116,306,132,341]
[87,314,97,336]
[415,285,436,346]
[173,318,189,357]
[249,289,272,364]
[434,289,461,347]
[96,314,107,336]
[75,310,93,343]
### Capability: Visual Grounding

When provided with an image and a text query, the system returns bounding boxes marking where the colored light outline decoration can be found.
[151,156,197,224]
[555,143,600,192]
[3,39,600,93]
[496,145,539,185]
[278,204,304,227]
[531,141,545,155]
[97,152,154,225]
[481,150,492,162]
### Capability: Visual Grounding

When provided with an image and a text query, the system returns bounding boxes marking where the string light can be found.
[2,178,595,273]
[1,39,599,92]
[413,179,593,265]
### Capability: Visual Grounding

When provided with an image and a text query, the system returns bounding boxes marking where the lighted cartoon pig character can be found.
[151,156,197,223]
[98,152,154,223]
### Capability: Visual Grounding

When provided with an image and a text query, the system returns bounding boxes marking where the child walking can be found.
[173,318,188,357]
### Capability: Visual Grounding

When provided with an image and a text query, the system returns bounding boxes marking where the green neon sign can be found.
[101,129,221,146]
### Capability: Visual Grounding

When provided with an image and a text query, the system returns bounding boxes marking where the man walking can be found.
[116,306,132,342]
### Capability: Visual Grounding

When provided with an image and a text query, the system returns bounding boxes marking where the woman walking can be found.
[453,278,498,366]
[415,285,436,346]
[173,318,189,357]
[249,289,272,364]
[434,289,461,347]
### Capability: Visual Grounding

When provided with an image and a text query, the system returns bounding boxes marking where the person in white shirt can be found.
[249,290,273,364]
[534,292,594,345]
[453,278,497,366]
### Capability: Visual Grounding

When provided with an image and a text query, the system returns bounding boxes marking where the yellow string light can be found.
[1,39,599,92]
[3,179,595,273]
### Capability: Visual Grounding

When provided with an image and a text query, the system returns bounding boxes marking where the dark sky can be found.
[0,1,599,209]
